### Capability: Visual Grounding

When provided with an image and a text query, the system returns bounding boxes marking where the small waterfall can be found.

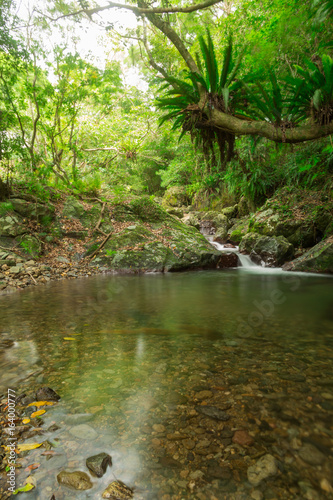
[237,253,259,268]
[209,239,261,268]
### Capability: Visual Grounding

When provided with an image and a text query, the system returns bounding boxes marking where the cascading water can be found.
[208,238,260,268]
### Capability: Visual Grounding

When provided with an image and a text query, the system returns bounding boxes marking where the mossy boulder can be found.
[198,211,228,239]
[0,214,25,237]
[283,237,333,274]
[239,232,262,253]
[222,205,238,219]
[227,217,250,244]
[162,186,190,208]
[238,197,250,217]
[86,200,220,272]
[182,213,200,230]
[10,198,55,223]
[250,235,294,267]
[62,197,100,227]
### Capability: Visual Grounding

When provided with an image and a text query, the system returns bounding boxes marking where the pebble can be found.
[232,430,254,446]
[57,470,92,490]
[247,454,278,486]
[195,390,213,400]
[298,444,326,465]
[153,424,166,433]
[183,439,196,450]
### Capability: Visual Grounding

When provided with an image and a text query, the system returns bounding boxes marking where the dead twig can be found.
[88,231,113,261]
[27,272,37,285]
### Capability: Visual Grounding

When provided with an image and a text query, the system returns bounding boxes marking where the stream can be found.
[0,266,333,499]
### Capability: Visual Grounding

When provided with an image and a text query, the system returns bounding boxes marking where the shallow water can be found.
[1,270,333,499]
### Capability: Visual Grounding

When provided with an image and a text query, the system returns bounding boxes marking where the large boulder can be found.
[62,196,100,228]
[222,205,238,219]
[86,197,220,272]
[182,213,200,229]
[239,232,262,253]
[0,214,25,237]
[283,237,333,274]
[240,232,294,267]
[250,235,294,267]
[162,186,190,208]
[227,217,250,244]
[10,198,55,222]
[198,211,228,240]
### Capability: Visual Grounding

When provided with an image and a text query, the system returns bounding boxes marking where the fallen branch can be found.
[0,244,24,257]
[27,272,37,285]
[88,231,113,261]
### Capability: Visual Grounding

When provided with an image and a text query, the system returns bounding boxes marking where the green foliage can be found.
[0,201,13,216]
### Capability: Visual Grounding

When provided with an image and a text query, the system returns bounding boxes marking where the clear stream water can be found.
[0,269,333,499]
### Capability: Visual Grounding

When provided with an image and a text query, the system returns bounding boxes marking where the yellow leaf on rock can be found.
[22,418,30,424]
[17,443,42,452]
[27,401,54,407]
[31,409,46,418]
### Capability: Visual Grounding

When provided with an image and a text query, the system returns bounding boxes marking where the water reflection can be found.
[0,271,333,499]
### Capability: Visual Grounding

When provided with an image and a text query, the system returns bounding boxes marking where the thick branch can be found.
[139,1,199,74]
[207,109,333,143]
[43,0,223,21]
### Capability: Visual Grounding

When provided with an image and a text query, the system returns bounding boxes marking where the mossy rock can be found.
[222,205,238,219]
[239,232,262,253]
[10,198,55,223]
[283,237,333,274]
[182,213,200,229]
[113,197,167,223]
[250,235,294,267]
[62,197,100,227]
[0,214,25,237]
[89,218,220,272]
[162,187,189,208]
[228,217,250,244]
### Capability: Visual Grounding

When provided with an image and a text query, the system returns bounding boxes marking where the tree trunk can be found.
[0,177,11,201]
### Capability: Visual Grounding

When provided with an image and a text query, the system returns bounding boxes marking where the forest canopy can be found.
[0,0,333,203]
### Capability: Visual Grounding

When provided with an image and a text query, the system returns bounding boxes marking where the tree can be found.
[39,0,333,150]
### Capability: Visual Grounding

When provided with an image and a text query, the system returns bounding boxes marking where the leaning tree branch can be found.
[207,109,333,143]
[41,0,223,22]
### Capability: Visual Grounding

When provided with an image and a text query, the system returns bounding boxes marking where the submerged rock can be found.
[283,237,333,274]
[195,405,230,421]
[69,423,98,440]
[86,452,112,477]
[247,454,278,486]
[57,470,93,490]
[36,387,60,402]
[102,480,133,499]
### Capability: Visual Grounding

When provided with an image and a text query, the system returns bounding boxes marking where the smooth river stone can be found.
[36,386,61,401]
[57,470,92,490]
[69,424,98,440]
[86,452,112,477]
[195,405,230,421]
[247,454,278,486]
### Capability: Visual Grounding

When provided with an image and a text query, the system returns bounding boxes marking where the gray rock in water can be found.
[69,424,98,440]
[298,444,326,465]
[86,452,112,477]
[247,454,278,486]
[65,413,94,425]
[195,405,230,421]
[57,470,93,490]
[36,387,60,402]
